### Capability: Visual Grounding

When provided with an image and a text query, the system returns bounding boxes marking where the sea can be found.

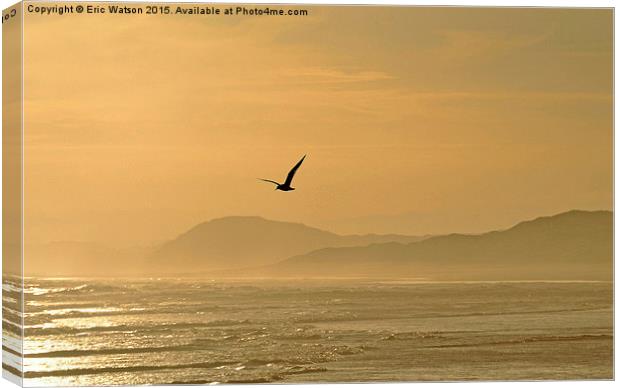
[2,277,613,385]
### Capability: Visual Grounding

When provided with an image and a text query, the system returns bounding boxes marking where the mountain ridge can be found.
[148,215,428,271]
[24,210,612,279]
[253,209,613,280]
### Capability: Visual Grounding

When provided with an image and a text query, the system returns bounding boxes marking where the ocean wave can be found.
[2,319,22,336]
[25,344,198,358]
[24,319,253,336]
[204,319,251,327]
[2,289,23,304]
[169,376,280,384]
[224,376,282,383]
[2,281,23,293]
[2,345,22,357]
[280,365,328,376]
[24,284,89,296]
[24,283,135,298]
[25,307,140,323]
[295,314,360,324]
[381,331,444,341]
[3,305,24,317]
[243,358,288,367]
[2,363,22,378]
[23,360,240,378]
[274,333,324,340]
[423,334,613,348]
[168,365,328,385]
[24,324,151,336]
[2,295,18,305]
[26,302,224,318]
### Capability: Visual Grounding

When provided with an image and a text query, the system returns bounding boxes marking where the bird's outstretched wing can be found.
[259,178,280,186]
[284,155,306,186]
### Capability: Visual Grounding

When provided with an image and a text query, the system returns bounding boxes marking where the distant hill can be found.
[148,216,427,272]
[258,210,612,280]
[25,211,612,280]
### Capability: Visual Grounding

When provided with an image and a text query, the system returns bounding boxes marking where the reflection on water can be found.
[2,277,613,385]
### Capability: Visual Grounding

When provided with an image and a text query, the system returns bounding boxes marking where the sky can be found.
[22,5,612,245]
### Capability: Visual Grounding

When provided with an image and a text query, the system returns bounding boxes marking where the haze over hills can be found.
[22,210,612,280]
[252,210,613,280]
[25,241,154,277]
[148,216,427,272]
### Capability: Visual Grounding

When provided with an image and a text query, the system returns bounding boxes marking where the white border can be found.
[0,1,616,388]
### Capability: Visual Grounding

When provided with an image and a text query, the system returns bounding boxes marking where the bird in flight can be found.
[260,155,306,191]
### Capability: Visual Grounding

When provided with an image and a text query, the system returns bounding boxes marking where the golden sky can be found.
[23,5,612,244]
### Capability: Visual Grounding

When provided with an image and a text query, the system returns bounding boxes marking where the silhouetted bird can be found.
[260,155,306,191]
